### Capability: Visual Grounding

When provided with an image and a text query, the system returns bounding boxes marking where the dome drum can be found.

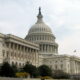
[26,34,55,42]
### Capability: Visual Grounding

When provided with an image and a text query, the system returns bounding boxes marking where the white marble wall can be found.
[0,38,4,64]
[42,55,80,74]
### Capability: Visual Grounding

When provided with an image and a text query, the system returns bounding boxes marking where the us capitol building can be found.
[0,8,80,74]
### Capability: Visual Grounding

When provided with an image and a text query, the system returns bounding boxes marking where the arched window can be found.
[55,65,57,70]
[15,53,16,57]
[23,63,24,66]
[6,51,9,57]
[61,64,63,70]
[15,62,18,66]
[2,50,5,57]
[19,63,21,67]
[12,61,14,66]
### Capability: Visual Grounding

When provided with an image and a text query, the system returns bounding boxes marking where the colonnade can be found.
[40,44,58,53]
[28,35,55,42]
[3,42,39,67]
[7,42,38,53]
[75,61,80,73]
[70,60,80,74]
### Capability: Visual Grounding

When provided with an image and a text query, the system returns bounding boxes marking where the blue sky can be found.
[0,0,80,56]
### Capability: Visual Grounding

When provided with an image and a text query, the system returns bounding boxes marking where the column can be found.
[47,45,48,52]
[47,45,49,52]
[9,42,11,49]
[40,45,41,51]
[23,46,25,60]
[42,45,44,52]
[54,46,56,53]
[77,62,79,73]
[52,46,53,52]
[16,44,18,51]
[7,42,11,63]
[26,47,28,61]
[9,42,11,54]
[44,44,46,52]
[35,50,38,67]
[16,44,18,58]
[45,44,47,52]
[50,45,52,52]
[19,45,22,59]
[42,45,43,52]
[74,60,76,74]
[51,45,52,53]
[13,43,15,51]
[46,45,47,52]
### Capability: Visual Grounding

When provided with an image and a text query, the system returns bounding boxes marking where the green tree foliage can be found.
[0,62,15,77]
[38,65,52,77]
[23,63,39,78]
[12,64,18,73]
[52,70,70,79]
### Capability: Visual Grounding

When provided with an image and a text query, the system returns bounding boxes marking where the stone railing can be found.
[45,79,71,80]
[0,77,41,80]
[0,77,72,80]
[0,77,71,80]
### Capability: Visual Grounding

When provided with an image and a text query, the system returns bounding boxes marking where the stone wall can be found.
[46,79,71,80]
[0,77,41,80]
[0,77,71,80]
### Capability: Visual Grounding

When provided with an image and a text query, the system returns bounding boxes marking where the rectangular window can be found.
[7,51,9,57]
[2,50,5,57]
[61,64,63,70]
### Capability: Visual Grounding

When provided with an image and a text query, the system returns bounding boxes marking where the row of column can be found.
[75,61,80,73]
[4,42,39,66]
[7,42,38,53]
[40,44,58,53]
[70,60,80,74]
[28,35,55,41]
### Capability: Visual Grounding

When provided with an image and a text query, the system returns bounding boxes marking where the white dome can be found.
[26,7,56,41]
[28,22,52,35]
[28,8,52,35]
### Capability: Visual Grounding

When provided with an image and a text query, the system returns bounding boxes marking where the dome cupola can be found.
[37,7,43,23]
[28,7,53,35]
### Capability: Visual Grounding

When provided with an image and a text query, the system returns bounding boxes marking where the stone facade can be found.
[41,55,80,74]
[0,8,80,74]
[0,33,39,67]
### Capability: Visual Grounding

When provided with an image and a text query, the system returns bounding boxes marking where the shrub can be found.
[38,65,52,77]
[0,62,15,77]
[23,63,39,78]
[16,72,30,78]
[41,76,52,79]
[52,70,70,79]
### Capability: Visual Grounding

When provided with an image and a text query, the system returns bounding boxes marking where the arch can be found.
[15,62,18,66]
[12,61,14,66]
[19,63,21,67]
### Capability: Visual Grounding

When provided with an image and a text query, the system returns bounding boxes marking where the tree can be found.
[52,70,70,79]
[38,65,52,77]
[0,62,15,77]
[23,63,39,78]
[12,64,18,73]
